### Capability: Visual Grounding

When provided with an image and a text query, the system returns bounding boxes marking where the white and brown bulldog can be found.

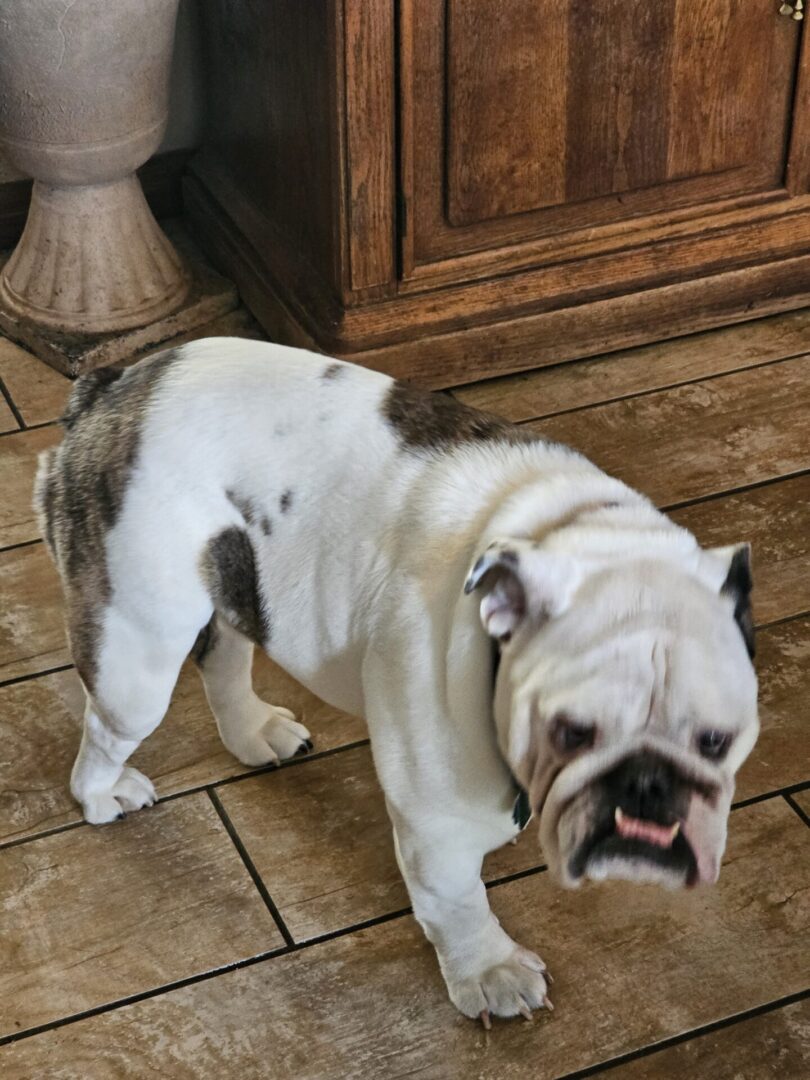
[35,339,758,1025]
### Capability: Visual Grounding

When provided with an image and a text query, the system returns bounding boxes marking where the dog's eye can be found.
[551,715,595,755]
[697,730,732,761]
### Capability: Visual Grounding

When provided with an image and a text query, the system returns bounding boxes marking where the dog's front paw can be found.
[446,944,551,1026]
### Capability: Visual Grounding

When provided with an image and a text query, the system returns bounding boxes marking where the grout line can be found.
[658,465,810,514]
[731,781,810,811]
[0,418,58,438]
[555,987,810,1080]
[207,788,296,948]
[0,537,43,556]
[208,738,372,792]
[485,863,548,889]
[493,348,810,425]
[756,611,810,634]
[784,792,810,829]
[0,818,86,853]
[0,663,74,690]
[0,904,414,1049]
[0,374,26,430]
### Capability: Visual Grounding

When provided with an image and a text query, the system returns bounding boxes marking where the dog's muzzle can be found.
[569,750,710,887]
[539,736,728,890]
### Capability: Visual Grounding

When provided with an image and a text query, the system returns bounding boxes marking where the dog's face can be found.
[466,538,758,890]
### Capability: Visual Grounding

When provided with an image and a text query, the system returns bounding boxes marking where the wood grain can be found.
[528,355,810,507]
[454,309,810,421]
[187,177,810,384]
[405,0,801,273]
[0,544,68,683]
[446,0,567,223]
[787,17,810,196]
[565,0,674,202]
[198,0,341,305]
[344,1,396,289]
[1,799,805,1079]
[668,0,776,180]
[0,428,60,549]
[0,657,366,846]
[0,794,283,1038]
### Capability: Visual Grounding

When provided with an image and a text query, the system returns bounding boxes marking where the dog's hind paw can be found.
[228,706,312,767]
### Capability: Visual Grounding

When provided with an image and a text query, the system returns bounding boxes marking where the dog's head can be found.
[465,536,758,890]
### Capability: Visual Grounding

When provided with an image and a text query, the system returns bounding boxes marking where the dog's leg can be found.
[389,811,549,1024]
[193,615,311,767]
[70,614,189,825]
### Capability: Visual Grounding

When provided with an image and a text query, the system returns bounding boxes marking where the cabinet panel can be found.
[407,0,802,273]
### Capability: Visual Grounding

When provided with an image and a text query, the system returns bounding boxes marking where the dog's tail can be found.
[61,366,124,431]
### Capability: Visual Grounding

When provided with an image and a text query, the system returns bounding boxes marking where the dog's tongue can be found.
[614,807,679,849]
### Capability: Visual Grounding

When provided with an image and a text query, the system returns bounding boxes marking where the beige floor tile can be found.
[0,543,68,682]
[218,744,409,941]
[604,1000,810,1079]
[217,743,541,942]
[1,799,805,1079]
[456,308,810,421]
[0,793,283,1038]
[0,427,61,548]
[0,654,366,845]
[791,789,810,818]
[738,618,810,803]
[529,355,810,506]
[0,393,17,433]
[671,474,810,627]
[0,337,71,427]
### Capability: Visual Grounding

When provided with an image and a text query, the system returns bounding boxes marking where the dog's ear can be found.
[701,543,754,659]
[464,538,584,641]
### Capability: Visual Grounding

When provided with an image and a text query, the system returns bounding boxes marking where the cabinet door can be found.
[401,0,805,282]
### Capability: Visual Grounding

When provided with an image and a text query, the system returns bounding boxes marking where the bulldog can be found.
[35,339,758,1025]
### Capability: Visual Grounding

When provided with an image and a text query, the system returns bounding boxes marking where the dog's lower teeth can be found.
[614,807,679,848]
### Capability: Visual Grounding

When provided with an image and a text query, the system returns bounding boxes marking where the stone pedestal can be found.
[0,0,197,357]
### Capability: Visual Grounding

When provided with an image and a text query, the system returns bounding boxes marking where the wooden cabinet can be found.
[187,1,810,387]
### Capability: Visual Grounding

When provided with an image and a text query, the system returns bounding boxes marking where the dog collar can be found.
[512,784,532,830]
[492,640,533,831]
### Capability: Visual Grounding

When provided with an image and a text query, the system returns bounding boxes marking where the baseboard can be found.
[184,164,810,389]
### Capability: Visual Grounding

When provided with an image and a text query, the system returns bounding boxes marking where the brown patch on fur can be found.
[190,614,219,667]
[383,381,540,453]
[33,350,180,689]
[321,362,344,381]
[200,527,270,646]
[260,516,273,536]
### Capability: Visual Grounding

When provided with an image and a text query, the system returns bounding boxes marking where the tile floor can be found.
[0,309,808,1078]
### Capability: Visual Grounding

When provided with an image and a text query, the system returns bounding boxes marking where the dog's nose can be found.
[610,752,677,823]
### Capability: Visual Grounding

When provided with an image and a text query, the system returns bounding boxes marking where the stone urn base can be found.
[0,222,239,376]
[0,177,189,334]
